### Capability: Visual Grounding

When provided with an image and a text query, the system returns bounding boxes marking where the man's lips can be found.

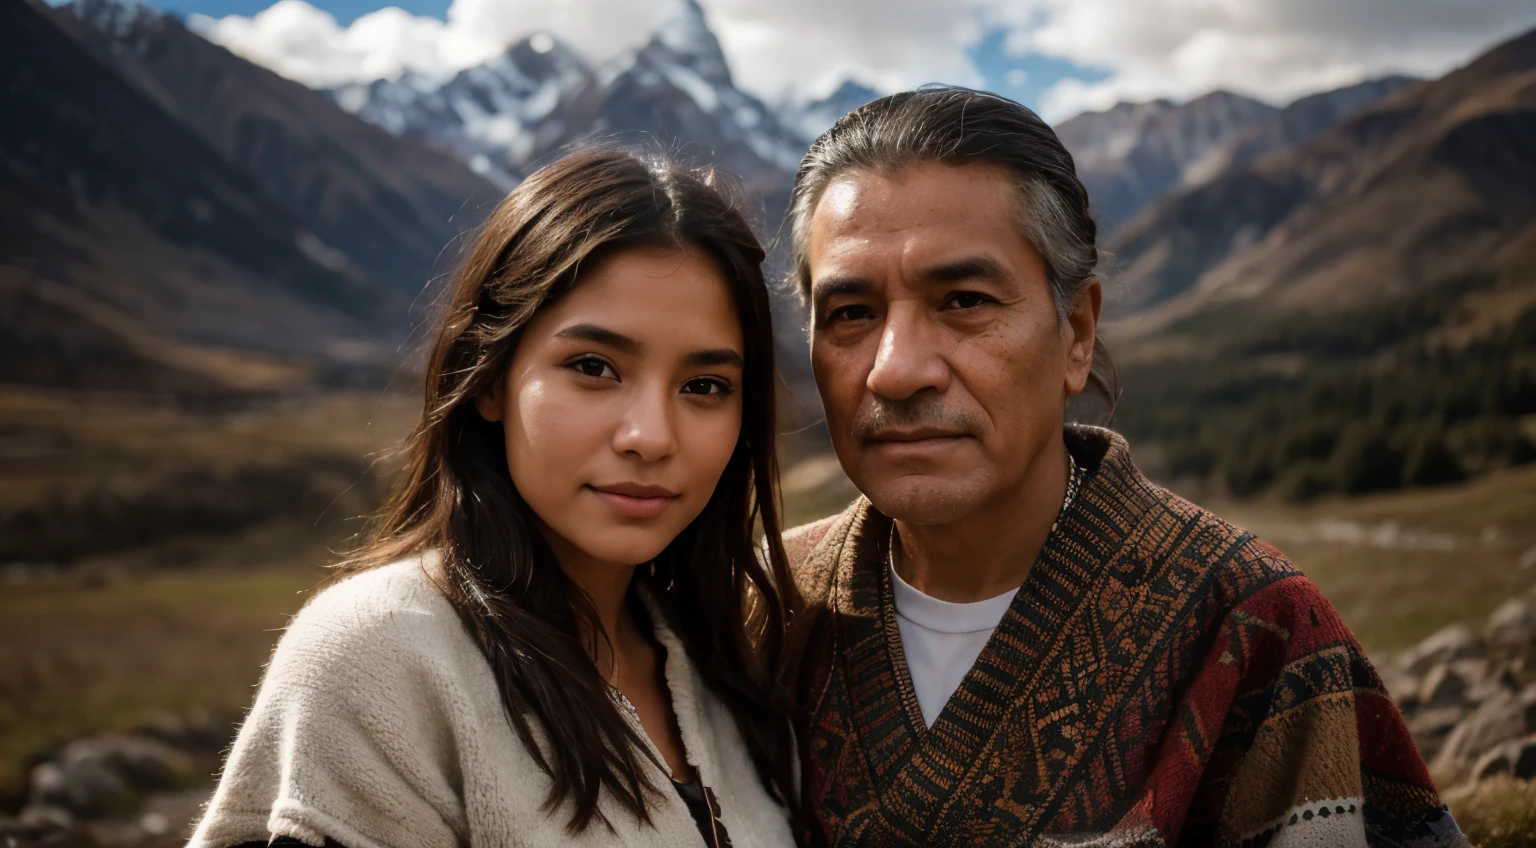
[863,428,970,457]
[865,428,968,444]
[586,483,680,519]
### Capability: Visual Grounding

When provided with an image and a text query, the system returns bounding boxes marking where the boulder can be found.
[28,756,128,819]
[1433,686,1536,777]
[1397,624,1486,675]
[1418,663,1470,708]
[1405,706,1467,761]
[1487,598,1536,650]
[26,733,193,818]
[1471,734,1536,781]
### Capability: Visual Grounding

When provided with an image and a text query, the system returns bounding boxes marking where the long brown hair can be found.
[335,147,798,831]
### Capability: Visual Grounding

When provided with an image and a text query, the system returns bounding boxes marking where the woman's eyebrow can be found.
[555,323,639,353]
[558,323,742,368]
[684,348,745,368]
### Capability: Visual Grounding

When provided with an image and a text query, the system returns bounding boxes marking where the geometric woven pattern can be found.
[789,427,1465,848]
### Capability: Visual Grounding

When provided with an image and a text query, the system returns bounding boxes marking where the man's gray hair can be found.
[786,85,1117,412]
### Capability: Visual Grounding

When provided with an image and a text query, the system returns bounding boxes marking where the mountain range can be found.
[326,0,805,218]
[4,0,1533,501]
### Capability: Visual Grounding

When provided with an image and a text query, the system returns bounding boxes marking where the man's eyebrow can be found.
[684,348,745,368]
[554,323,639,353]
[919,256,1007,285]
[810,275,872,311]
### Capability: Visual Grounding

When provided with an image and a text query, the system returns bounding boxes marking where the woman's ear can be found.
[473,378,505,423]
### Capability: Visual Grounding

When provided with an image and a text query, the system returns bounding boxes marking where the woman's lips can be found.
[587,484,680,519]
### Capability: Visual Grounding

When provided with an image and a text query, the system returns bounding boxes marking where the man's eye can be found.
[682,378,731,396]
[570,357,616,379]
[946,292,993,310]
[825,304,876,324]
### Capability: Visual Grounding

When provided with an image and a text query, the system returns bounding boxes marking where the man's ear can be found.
[1064,278,1102,397]
[472,377,505,423]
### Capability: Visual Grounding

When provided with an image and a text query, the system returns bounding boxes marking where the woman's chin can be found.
[571,533,673,571]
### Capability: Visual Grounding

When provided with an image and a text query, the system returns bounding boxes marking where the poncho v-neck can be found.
[785,425,1465,847]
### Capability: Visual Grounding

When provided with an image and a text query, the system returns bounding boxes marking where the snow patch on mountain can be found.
[780,79,882,142]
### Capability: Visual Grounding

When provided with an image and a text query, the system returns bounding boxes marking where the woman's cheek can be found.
[685,403,743,493]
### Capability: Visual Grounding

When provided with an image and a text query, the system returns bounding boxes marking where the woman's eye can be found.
[682,378,731,396]
[570,357,616,379]
[946,291,992,310]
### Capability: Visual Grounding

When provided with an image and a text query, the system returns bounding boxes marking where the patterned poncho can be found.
[784,427,1465,847]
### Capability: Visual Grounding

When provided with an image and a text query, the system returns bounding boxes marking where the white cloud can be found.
[189,0,676,87]
[189,0,992,101]
[1016,0,1536,120]
[704,0,988,102]
[188,1,487,86]
[189,0,1536,123]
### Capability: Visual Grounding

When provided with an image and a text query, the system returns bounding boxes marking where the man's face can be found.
[806,161,1098,525]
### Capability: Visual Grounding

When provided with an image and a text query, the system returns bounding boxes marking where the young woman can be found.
[190,148,800,848]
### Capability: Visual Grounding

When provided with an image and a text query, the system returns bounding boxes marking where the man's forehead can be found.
[808,163,1026,283]
[813,162,1018,231]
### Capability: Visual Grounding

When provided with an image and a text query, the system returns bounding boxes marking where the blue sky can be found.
[967,27,1111,117]
[163,0,448,23]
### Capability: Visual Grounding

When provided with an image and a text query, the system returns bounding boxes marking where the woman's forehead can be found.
[532,245,744,355]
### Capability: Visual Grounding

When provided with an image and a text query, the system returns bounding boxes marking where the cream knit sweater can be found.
[188,556,797,848]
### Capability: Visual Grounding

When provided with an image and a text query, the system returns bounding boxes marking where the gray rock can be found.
[1433,687,1536,777]
[1488,599,1536,649]
[28,755,128,818]
[27,733,193,819]
[1418,663,1470,708]
[1398,624,1486,675]
[1406,706,1467,760]
[1472,734,1536,781]
[15,802,74,829]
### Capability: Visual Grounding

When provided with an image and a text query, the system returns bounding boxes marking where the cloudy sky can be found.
[160,0,1536,122]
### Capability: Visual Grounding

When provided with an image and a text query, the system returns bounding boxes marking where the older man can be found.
[782,87,1463,847]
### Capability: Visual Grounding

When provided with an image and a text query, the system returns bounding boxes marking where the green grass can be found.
[0,522,334,804]
[1217,463,1536,655]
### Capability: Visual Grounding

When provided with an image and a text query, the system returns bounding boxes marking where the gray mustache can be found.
[850,396,981,440]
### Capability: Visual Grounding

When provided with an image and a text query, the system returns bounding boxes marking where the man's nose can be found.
[612,384,678,462]
[866,304,950,401]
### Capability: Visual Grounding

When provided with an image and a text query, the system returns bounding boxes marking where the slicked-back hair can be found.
[332,147,799,832]
[788,85,1119,416]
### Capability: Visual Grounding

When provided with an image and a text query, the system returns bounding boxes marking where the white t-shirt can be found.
[889,563,1020,727]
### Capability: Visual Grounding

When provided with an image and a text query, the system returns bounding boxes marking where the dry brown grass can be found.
[1450,776,1536,848]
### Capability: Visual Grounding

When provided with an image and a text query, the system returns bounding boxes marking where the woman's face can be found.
[476,245,746,571]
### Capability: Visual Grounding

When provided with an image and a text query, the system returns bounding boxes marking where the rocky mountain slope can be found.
[522,0,804,214]
[779,80,882,144]
[1107,31,1536,323]
[1105,27,1536,500]
[1055,91,1279,237]
[1,0,405,393]
[324,0,805,222]
[329,34,590,187]
[54,0,503,302]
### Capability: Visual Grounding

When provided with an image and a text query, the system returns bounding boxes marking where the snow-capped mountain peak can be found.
[781,79,882,142]
[325,33,588,186]
[651,0,732,88]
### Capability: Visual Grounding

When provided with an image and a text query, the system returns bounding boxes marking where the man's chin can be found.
[857,473,989,526]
